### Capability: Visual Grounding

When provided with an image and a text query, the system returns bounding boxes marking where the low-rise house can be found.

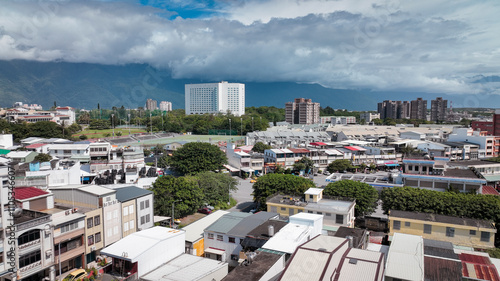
[6,151,38,163]
[101,226,185,280]
[266,188,355,228]
[183,210,229,256]
[25,143,49,153]
[46,143,90,163]
[389,210,497,249]
[278,235,384,281]
[114,186,154,235]
[222,251,285,281]
[204,212,278,267]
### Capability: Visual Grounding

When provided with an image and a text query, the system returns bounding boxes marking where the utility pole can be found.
[229,118,231,137]
[111,114,115,138]
[240,117,243,136]
[161,111,164,132]
[150,112,152,135]
[252,117,254,131]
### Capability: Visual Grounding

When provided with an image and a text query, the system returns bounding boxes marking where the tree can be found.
[167,142,228,175]
[327,159,352,173]
[293,157,314,174]
[151,176,204,218]
[143,149,151,157]
[34,153,52,162]
[79,134,88,140]
[252,173,315,210]
[194,172,238,207]
[252,142,272,153]
[323,180,379,217]
[29,121,63,139]
[152,144,166,155]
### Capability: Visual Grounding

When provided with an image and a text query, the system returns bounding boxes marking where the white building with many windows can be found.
[185,82,245,116]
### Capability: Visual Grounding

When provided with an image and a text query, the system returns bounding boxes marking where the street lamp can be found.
[111,114,115,138]
[240,117,243,136]
[229,118,231,137]
[128,113,131,135]
[150,112,153,136]
[171,199,182,228]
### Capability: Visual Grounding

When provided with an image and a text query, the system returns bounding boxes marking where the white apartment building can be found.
[159,101,172,112]
[185,82,245,116]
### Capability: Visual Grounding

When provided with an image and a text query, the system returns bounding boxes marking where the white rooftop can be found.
[385,233,424,281]
[101,227,184,262]
[140,253,227,281]
[46,144,90,150]
[305,188,323,196]
[6,151,34,158]
[262,223,313,254]
[183,210,229,243]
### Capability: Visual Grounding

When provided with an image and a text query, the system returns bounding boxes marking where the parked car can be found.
[65,269,86,281]
[198,207,212,214]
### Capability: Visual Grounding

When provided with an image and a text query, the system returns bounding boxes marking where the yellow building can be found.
[266,188,356,228]
[389,210,496,249]
[84,208,104,265]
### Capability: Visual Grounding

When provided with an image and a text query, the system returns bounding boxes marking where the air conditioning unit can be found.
[91,246,96,251]
[65,210,71,215]
[45,250,52,257]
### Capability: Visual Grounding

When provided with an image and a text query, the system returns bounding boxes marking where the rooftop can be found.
[261,223,313,254]
[182,210,229,243]
[140,253,228,281]
[14,186,49,201]
[226,212,278,237]
[114,185,152,202]
[389,210,496,229]
[424,256,463,281]
[385,233,424,281]
[205,212,251,234]
[460,253,500,281]
[222,252,283,281]
[443,168,481,179]
[240,220,288,250]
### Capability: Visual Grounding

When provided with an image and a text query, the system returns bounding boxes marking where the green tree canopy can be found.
[167,142,228,175]
[327,159,352,173]
[252,142,272,153]
[252,173,315,210]
[151,176,204,218]
[323,180,379,217]
[193,172,238,208]
[34,153,52,163]
[293,157,314,174]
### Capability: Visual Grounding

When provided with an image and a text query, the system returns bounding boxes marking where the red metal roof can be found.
[14,186,49,200]
[310,142,327,146]
[344,146,359,151]
[288,148,310,153]
[460,253,500,281]
[482,186,500,196]
[25,143,47,149]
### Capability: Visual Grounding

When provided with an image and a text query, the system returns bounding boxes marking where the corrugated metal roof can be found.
[183,210,229,242]
[385,233,424,281]
[424,256,462,281]
[226,212,278,237]
[115,186,152,202]
[204,212,251,234]
[280,249,330,281]
[141,253,227,281]
[78,185,116,196]
[14,186,49,200]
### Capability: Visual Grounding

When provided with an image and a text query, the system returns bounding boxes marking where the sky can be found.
[1,0,500,97]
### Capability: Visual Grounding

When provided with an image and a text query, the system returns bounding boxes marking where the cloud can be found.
[0,0,499,96]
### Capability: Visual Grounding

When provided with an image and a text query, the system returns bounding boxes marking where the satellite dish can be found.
[13,208,23,218]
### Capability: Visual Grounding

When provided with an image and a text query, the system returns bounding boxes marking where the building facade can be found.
[410,98,427,120]
[145,99,158,111]
[430,97,448,122]
[359,112,380,123]
[185,82,245,116]
[158,101,172,112]
[285,98,320,125]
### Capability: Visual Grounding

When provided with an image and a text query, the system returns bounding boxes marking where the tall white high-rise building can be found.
[185,81,245,116]
[159,101,172,111]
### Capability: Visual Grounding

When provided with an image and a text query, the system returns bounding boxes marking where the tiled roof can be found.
[460,253,500,281]
[14,186,49,200]
[25,143,47,149]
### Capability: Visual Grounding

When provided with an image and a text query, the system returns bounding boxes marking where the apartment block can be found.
[145,99,158,111]
[410,98,427,120]
[430,97,448,122]
[285,98,320,125]
[185,81,245,116]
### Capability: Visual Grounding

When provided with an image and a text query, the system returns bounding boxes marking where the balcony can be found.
[18,238,41,253]
[19,260,42,279]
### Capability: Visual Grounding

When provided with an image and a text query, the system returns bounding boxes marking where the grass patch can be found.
[74,128,147,139]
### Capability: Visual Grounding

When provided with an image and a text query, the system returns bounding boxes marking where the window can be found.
[141,216,145,224]
[470,230,476,236]
[325,213,332,216]
[446,227,455,237]
[87,218,93,229]
[146,200,150,208]
[19,250,41,268]
[481,232,490,242]
[146,214,150,223]
[129,205,134,214]
[424,224,432,234]
[217,235,223,241]
[124,223,129,232]
[309,195,313,200]
[229,237,236,243]
[130,220,135,230]
[336,214,343,224]
[114,210,118,218]
[393,220,401,230]
[281,207,286,211]
[208,233,214,239]
[107,211,112,221]
[88,235,94,246]
[18,230,41,245]
[94,215,100,226]
[123,207,128,216]
[114,226,118,235]
[405,222,411,227]
[308,211,313,214]
[140,201,145,210]
[95,232,101,243]
[231,255,239,261]
[107,229,112,237]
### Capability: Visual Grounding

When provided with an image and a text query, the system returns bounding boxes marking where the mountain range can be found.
[0,60,498,111]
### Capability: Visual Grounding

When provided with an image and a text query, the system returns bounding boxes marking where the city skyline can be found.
[1,0,499,102]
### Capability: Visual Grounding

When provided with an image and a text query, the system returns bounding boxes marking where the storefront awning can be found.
[205,247,225,256]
